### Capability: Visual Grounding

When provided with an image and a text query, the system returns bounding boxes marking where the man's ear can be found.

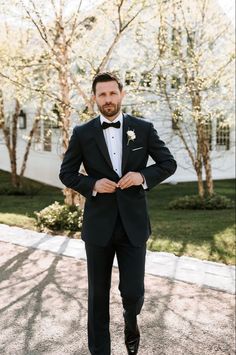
[121,90,126,99]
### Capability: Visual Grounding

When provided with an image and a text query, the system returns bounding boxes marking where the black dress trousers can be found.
[85,213,146,355]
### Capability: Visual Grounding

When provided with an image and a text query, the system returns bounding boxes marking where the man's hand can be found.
[117,172,144,190]
[94,178,118,193]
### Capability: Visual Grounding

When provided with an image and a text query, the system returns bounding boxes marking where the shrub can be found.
[0,184,41,196]
[169,194,234,210]
[35,201,83,231]
[0,186,27,195]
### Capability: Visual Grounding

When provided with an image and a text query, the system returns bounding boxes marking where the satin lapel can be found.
[121,114,131,174]
[93,116,113,170]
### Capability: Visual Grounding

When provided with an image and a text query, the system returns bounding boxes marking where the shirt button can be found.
[113,153,116,155]
[112,137,114,139]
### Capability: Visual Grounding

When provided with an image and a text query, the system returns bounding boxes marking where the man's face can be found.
[93,80,125,120]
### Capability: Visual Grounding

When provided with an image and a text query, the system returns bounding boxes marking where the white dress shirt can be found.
[93,112,147,195]
[101,112,123,177]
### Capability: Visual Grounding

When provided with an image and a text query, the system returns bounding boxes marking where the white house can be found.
[0,0,235,188]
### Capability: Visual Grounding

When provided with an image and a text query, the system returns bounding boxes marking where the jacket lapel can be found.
[93,116,114,171]
[93,114,132,176]
[121,114,131,174]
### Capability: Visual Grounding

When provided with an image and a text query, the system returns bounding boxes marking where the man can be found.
[59,72,177,355]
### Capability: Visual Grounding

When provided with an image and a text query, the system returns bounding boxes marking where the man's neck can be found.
[101,111,122,122]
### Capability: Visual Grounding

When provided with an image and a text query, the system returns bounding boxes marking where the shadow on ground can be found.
[0,242,234,355]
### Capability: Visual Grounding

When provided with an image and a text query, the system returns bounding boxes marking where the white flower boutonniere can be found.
[127,129,136,145]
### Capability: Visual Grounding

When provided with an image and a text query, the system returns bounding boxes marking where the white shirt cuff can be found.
[92,190,97,196]
[142,177,148,190]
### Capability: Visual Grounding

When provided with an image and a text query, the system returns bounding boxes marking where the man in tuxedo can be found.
[59,72,177,355]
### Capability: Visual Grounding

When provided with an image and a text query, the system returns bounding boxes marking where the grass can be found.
[0,170,235,264]
[0,170,64,229]
[147,179,235,265]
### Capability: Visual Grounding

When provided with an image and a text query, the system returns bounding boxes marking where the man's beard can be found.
[97,102,121,118]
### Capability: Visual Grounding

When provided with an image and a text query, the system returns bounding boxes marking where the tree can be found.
[16,0,148,204]
[0,22,47,188]
[153,0,234,197]
[127,0,234,197]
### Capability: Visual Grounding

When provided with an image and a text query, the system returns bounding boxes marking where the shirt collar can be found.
[100,112,123,125]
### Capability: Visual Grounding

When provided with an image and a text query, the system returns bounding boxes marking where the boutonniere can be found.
[127,129,136,145]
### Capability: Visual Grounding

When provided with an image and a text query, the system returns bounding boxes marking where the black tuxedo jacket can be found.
[59,114,177,247]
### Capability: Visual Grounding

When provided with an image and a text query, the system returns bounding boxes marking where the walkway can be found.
[0,224,235,294]
[0,238,234,354]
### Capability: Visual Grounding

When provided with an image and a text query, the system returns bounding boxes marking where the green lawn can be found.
[0,170,64,229]
[147,180,235,265]
[0,170,235,264]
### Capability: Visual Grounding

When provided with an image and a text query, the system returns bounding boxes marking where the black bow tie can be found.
[101,121,121,130]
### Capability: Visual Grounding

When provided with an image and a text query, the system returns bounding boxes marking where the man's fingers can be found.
[117,177,127,186]
[118,172,133,186]
[101,179,117,193]
[118,173,129,183]
[104,179,118,187]
[119,177,133,189]
[95,178,117,193]
[101,185,116,193]
[103,181,117,189]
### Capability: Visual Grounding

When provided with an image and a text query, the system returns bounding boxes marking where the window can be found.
[139,72,152,88]
[19,109,27,129]
[111,70,120,79]
[187,31,195,57]
[34,120,42,151]
[125,71,136,86]
[33,119,52,152]
[204,116,212,150]
[171,75,181,89]
[157,26,167,56]
[171,27,181,56]
[216,116,230,150]
[157,73,167,93]
[43,119,52,152]
[131,109,143,118]
[172,109,182,130]
[52,104,61,128]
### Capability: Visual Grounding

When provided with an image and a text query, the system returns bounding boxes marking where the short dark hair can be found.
[92,72,123,94]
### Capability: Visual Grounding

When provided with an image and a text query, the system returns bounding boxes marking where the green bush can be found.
[169,194,234,210]
[0,184,41,196]
[0,186,27,195]
[35,201,83,231]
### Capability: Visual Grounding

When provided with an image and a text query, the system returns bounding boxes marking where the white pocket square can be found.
[132,147,143,151]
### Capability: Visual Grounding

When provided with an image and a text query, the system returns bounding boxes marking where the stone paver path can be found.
[0,241,235,355]
[0,224,235,294]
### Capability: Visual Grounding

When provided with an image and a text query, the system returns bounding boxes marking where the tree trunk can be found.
[202,139,214,196]
[197,115,214,197]
[204,160,214,196]
[195,119,205,197]
[63,188,85,208]
[20,115,40,179]
[194,160,204,198]
[55,21,81,206]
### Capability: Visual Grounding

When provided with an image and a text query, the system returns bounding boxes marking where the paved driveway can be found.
[0,241,234,355]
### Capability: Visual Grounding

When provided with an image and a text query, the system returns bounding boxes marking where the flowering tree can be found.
[2,0,233,201]
[15,0,147,204]
[0,22,49,188]
[0,89,44,188]
[142,0,235,197]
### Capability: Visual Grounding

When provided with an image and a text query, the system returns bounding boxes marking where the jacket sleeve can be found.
[59,126,97,199]
[140,123,177,190]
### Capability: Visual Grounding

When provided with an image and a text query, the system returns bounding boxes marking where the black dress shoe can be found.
[124,315,140,354]
[125,329,140,354]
